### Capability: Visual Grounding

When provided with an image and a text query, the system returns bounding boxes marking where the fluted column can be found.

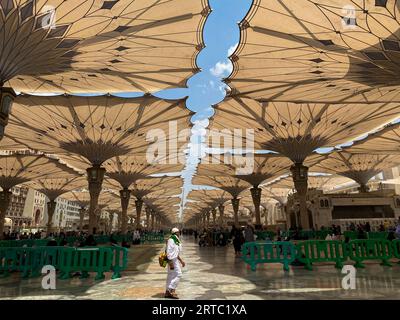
[46,199,57,235]
[290,163,309,229]
[218,204,224,227]
[135,199,143,229]
[231,197,240,227]
[119,188,131,234]
[250,186,262,228]
[87,165,106,235]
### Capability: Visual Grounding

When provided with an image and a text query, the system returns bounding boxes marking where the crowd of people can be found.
[1,228,165,248]
[186,217,400,258]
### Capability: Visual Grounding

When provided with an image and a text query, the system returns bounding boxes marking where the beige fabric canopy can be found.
[197,153,292,186]
[192,175,251,198]
[266,174,354,192]
[5,95,192,169]
[105,176,183,200]
[24,175,87,200]
[240,187,290,205]
[186,189,231,206]
[62,189,91,208]
[62,189,116,208]
[1,0,210,93]
[208,97,400,163]
[346,122,400,154]
[103,154,184,189]
[228,0,400,103]
[0,153,75,190]
[312,151,400,188]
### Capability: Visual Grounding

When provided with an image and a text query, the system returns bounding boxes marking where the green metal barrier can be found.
[280,230,333,240]
[255,231,275,240]
[110,246,129,279]
[141,233,164,243]
[344,231,358,240]
[347,239,393,268]
[0,246,128,280]
[391,240,400,264]
[296,240,348,270]
[0,239,50,248]
[241,241,297,271]
[367,232,389,240]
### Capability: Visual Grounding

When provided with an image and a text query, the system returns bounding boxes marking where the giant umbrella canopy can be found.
[207,97,400,228]
[186,189,231,227]
[0,0,210,137]
[191,175,251,227]
[5,94,192,234]
[102,154,184,234]
[105,175,183,229]
[0,153,75,238]
[24,175,87,234]
[312,151,400,193]
[346,122,400,154]
[197,153,292,228]
[62,188,118,232]
[227,0,400,103]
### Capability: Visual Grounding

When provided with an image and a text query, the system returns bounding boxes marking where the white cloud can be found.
[228,43,238,56]
[209,61,233,77]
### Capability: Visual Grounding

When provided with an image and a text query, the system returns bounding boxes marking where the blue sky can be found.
[152,0,253,220]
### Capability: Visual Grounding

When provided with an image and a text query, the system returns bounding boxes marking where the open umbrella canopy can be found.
[0,0,210,94]
[208,97,400,163]
[102,154,185,189]
[0,152,76,190]
[197,153,292,186]
[23,175,87,200]
[227,0,400,103]
[266,174,355,192]
[311,150,400,190]
[346,122,400,154]
[192,175,251,198]
[5,94,193,169]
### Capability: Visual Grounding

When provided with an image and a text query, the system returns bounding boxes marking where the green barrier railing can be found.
[344,231,358,240]
[347,239,392,268]
[255,231,275,240]
[0,239,49,248]
[392,240,400,264]
[296,240,347,270]
[367,232,389,240]
[0,246,128,280]
[242,241,297,271]
[280,230,333,240]
[242,239,400,271]
[140,233,164,243]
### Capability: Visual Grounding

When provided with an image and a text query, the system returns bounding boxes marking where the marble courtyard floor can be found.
[0,237,399,300]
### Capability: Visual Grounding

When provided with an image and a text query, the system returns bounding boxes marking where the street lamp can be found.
[0,87,16,139]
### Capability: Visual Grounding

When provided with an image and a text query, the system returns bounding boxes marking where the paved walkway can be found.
[1,237,400,300]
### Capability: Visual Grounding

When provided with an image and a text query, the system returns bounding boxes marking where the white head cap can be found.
[171,227,180,234]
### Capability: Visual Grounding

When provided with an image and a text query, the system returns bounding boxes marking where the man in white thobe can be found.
[165,228,185,299]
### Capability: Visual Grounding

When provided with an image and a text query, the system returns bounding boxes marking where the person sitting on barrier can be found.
[165,228,185,299]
